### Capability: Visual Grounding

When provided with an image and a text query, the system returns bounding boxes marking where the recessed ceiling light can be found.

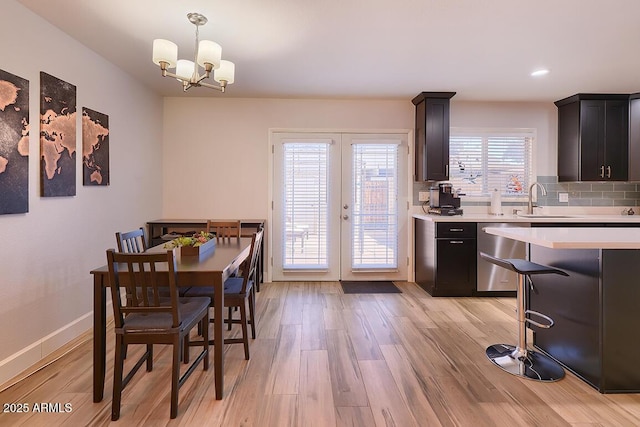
[531,69,550,77]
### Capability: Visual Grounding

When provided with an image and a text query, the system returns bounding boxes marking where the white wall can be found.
[0,1,164,384]
[161,97,415,219]
[162,98,557,220]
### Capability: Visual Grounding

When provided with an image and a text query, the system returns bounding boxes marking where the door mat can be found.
[340,281,402,294]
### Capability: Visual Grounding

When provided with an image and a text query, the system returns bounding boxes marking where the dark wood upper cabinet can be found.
[555,94,629,181]
[412,92,456,181]
[629,93,640,181]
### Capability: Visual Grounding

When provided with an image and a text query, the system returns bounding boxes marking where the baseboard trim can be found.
[0,302,113,392]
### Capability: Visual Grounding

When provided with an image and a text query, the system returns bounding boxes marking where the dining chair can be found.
[204,220,242,307]
[117,227,193,295]
[184,229,264,360]
[106,249,210,420]
[206,220,241,243]
[251,222,265,292]
[115,227,147,253]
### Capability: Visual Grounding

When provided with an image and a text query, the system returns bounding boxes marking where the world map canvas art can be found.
[40,72,76,197]
[0,69,29,215]
[82,107,109,186]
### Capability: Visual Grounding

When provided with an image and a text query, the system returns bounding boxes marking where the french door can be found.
[271,132,408,281]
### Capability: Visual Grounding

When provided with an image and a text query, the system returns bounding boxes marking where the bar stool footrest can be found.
[486,343,564,382]
[525,310,554,329]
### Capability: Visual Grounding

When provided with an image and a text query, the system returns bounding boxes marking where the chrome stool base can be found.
[486,343,565,382]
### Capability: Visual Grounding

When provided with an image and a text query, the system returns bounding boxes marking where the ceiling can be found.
[16,0,640,102]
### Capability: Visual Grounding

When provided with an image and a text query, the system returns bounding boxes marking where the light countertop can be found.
[413,213,640,224]
[482,226,640,249]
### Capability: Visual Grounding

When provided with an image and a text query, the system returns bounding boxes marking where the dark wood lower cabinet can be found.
[433,238,476,296]
[415,219,476,296]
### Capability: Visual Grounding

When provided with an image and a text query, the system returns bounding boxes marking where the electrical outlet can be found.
[418,191,429,202]
[559,192,569,203]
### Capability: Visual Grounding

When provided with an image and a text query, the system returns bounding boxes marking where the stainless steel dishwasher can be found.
[476,222,530,293]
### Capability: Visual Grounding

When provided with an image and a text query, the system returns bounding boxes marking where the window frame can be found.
[448,127,537,201]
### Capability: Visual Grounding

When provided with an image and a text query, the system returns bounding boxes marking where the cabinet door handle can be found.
[449,228,464,232]
[449,240,464,244]
[445,164,449,176]
[600,165,605,178]
[606,165,611,179]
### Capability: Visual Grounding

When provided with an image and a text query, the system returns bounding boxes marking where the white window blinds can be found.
[449,130,534,197]
[282,141,330,269]
[351,142,398,270]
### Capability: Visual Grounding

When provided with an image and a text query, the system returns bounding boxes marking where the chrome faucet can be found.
[527,182,547,214]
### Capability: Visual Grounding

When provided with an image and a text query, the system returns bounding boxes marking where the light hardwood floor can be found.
[1,281,640,426]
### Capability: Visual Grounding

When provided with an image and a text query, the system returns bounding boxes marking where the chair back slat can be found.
[206,220,241,243]
[239,229,263,294]
[106,249,180,329]
[116,228,147,253]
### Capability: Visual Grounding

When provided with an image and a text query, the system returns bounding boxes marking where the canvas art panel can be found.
[82,107,109,186]
[0,68,29,214]
[40,72,76,197]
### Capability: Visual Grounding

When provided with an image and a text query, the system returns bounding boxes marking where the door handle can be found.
[600,165,605,178]
[606,165,611,179]
[343,215,349,220]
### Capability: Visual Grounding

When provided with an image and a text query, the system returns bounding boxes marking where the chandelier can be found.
[152,12,235,92]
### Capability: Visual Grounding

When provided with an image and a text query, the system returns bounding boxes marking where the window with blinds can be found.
[282,141,330,269]
[351,143,398,270]
[448,129,534,197]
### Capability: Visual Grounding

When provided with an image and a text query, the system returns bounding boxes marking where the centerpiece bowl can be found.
[164,232,216,256]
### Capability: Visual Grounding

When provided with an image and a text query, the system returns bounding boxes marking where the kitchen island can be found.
[483,226,640,393]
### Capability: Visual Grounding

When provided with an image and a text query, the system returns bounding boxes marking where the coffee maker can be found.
[429,182,463,215]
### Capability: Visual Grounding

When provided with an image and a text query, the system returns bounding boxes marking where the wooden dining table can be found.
[90,237,253,402]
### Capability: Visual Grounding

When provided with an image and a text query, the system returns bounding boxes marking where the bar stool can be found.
[479,252,568,382]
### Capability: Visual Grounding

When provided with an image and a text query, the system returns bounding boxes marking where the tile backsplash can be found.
[535,176,640,207]
[413,176,640,207]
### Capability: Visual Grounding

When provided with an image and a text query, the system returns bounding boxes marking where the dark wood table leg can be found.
[214,274,224,399]
[93,274,106,402]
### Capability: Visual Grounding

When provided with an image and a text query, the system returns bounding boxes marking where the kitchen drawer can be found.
[436,222,476,238]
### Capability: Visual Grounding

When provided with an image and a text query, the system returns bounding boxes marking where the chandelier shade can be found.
[152,12,234,92]
[197,40,222,70]
[215,60,235,85]
[176,59,195,80]
[152,39,178,68]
